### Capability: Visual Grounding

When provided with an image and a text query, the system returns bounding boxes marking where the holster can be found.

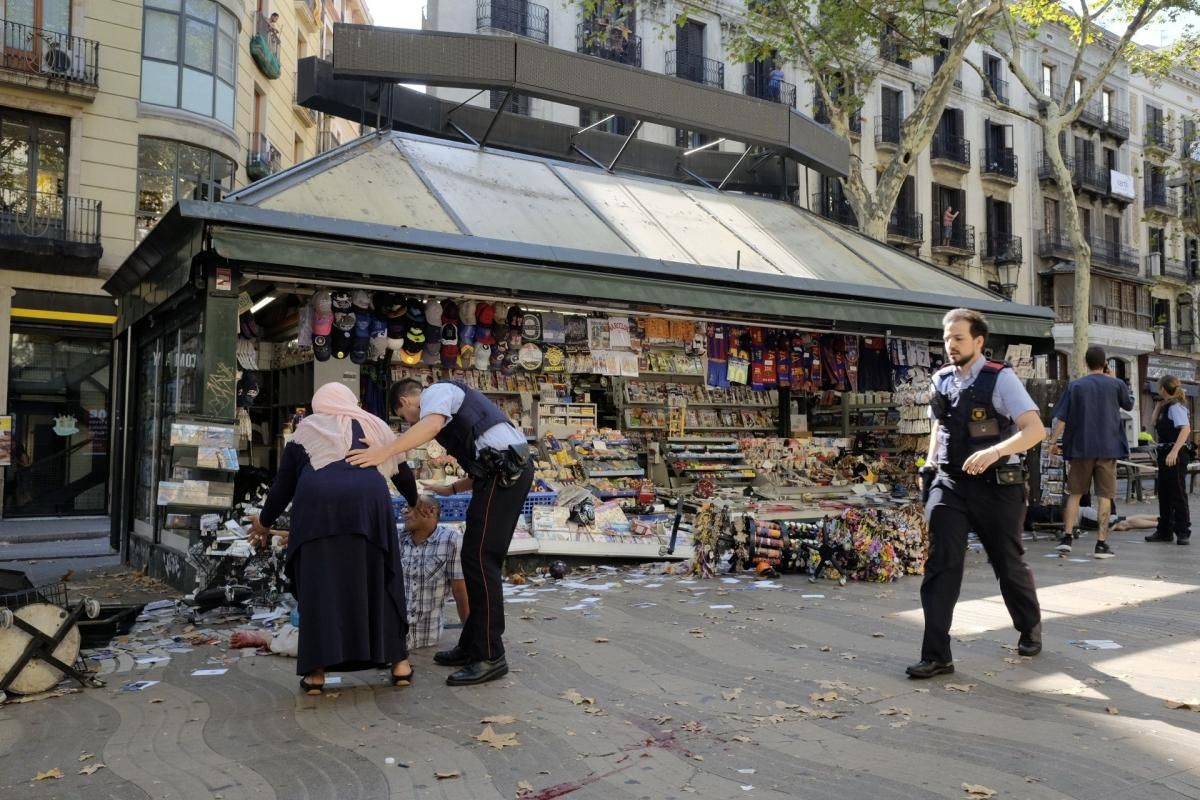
[994,462,1028,486]
[472,444,531,488]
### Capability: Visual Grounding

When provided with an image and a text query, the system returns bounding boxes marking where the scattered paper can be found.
[476,725,520,749]
[1070,639,1122,650]
[738,768,756,774]
[323,676,342,685]
[731,735,752,742]
[505,598,537,604]
[801,594,825,599]
[809,691,838,703]
[710,604,734,609]
[135,656,170,666]
[594,638,610,643]
[190,668,228,676]
[122,680,160,692]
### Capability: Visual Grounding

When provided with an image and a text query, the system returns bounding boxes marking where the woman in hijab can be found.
[250,382,413,694]
[1147,375,1192,545]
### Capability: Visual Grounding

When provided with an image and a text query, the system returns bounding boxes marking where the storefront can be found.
[2,290,114,519]
[1141,354,1199,442]
[104,131,1055,586]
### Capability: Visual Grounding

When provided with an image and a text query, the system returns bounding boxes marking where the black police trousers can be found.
[920,472,1041,664]
[457,462,534,663]
[1154,451,1191,542]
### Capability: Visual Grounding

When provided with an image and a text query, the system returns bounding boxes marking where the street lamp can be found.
[997,258,1021,300]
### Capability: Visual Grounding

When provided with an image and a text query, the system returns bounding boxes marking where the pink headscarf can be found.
[290,382,403,478]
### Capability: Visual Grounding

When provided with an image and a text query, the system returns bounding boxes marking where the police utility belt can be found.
[468,444,531,488]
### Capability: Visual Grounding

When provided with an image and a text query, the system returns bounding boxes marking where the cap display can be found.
[313,311,334,336]
[475,343,492,370]
[313,289,333,313]
[350,335,369,364]
[459,343,475,369]
[422,340,441,366]
[332,328,353,359]
[405,298,425,325]
[354,310,371,335]
[331,290,353,311]
[476,303,495,326]
[460,300,477,326]
[475,325,495,346]
[441,298,459,323]
[369,319,389,361]
[506,305,524,329]
[399,327,425,365]
[459,324,476,345]
[352,289,372,310]
[334,311,356,331]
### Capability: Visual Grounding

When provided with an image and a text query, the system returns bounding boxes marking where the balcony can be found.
[246,133,281,181]
[576,20,641,67]
[0,20,99,97]
[666,51,723,88]
[1037,151,1073,182]
[0,187,102,274]
[1102,108,1130,141]
[1144,122,1172,156]
[874,115,902,149]
[1090,237,1139,274]
[980,148,1018,184]
[1052,304,1151,331]
[1075,160,1109,197]
[1145,179,1178,216]
[930,133,971,170]
[879,39,911,69]
[887,210,923,244]
[982,232,1022,264]
[251,11,281,79]
[295,0,319,31]
[1037,228,1074,260]
[476,0,550,44]
[1077,99,1104,129]
[814,102,862,136]
[811,191,857,228]
[985,75,1008,104]
[743,73,796,108]
[932,221,975,256]
[1148,252,1189,280]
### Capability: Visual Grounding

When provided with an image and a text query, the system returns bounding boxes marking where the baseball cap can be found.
[352,289,372,310]
[404,298,425,326]
[475,343,492,370]
[354,310,371,336]
[475,325,495,346]
[459,343,475,369]
[374,291,399,316]
[350,335,369,364]
[459,324,476,345]
[441,298,459,323]
[332,328,353,360]
[313,334,331,362]
[386,316,407,348]
[369,319,389,361]
[424,298,443,327]
[476,303,495,326]
[331,290,353,311]
[507,305,524,329]
[334,311,356,332]
[313,289,332,314]
[460,300,477,326]
[399,327,424,365]
[440,322,460,367]
[422,341,440,366]
[313,310,334,336]
[237,371,260,408]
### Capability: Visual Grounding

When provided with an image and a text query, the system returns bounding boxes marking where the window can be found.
[1073,77,1083,103]
[141,0,238,128]
[136,136,235,241]
[0,108,68,198]
[1042,64,1055,96]
[1102,89,1113,123]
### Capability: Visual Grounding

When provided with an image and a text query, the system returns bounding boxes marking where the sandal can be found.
[391,667,414,687]
[299,676,325,696]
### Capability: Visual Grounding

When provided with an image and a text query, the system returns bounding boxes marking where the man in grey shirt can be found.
[1049,345,1133,558]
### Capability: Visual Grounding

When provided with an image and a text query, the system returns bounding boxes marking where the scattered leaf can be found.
[889,720,909,728]
[516,780,536,798]
[482,715,517,725]
[809,691,838,703]
[731,735,752,743]
[722,688,743,702]
[962,783,997,798]
[1105,707,1119,715]
[946,683,977,693]
[79,764,105,776]
[840,653,857,660]
[78,753,95,762]
[1024,776,1041,783]
[819,646,832,652]
[692,754,704,762]
[35,769,64,781]
[562,689,595,706]
[872,632,885,638]
[476,725,521,750]
[854,724,873,731]
[682,720,706,733]
[435,770,461,780]
[149,698,164,704]
[652,714,672,725]
[594,638,610,643]
[583,706,608,716]
[1166,700,1200,711]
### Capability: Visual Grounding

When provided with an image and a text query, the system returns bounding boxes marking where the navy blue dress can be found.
[260,421,408,675]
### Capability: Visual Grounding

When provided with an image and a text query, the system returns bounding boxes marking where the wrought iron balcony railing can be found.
[930,133,971,168]
[932,221,975,253]
[981,147,1018,181]
[874,114,902,147]
[887,210,923,242]
[743,73,796,108]
[576,20,641,67]
[811,191,857,227]
[1103,108,1130,140]
[0,187,101,245]
[476,0,550,44]
[985,75,1008,104]
[246,133,281,181]
[1145,178,1177,215]
[1148,253,1188,280]
[1,19,99,87]
[666,51,724,88]
[1145,122,1171,153]
[982,232,1022,264]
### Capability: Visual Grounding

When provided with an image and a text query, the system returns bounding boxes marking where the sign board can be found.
[1147,354,1197,382]
[1109,170,1136,200]
[0,416,11,467]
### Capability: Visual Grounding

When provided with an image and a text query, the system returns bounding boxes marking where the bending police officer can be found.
[349,379,534,686]
[909,308,1046,679]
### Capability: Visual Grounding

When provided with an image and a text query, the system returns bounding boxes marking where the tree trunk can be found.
[1041,122,1091,378]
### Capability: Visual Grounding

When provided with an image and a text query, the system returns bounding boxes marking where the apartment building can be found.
[0,0,369,520]
[424,0,1200,421]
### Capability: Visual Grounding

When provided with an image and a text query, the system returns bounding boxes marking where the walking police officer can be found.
[349,379,534,686]
[909,308,1046,678]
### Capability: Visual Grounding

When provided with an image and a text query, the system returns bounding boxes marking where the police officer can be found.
[909,308,1046,679]
[349,378,534,685]
[1146,375,1192,545]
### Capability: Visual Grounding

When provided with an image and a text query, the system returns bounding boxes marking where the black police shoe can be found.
[1145,533,1174,543]
[433,646,472,667]
[447,656,509,686]
[1018,624,1042,657]
[905,659,954,679]
[1178,537,1191,546]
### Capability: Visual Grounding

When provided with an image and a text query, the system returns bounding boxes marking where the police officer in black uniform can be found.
[909,308,1046,678]
[349,378,534,686]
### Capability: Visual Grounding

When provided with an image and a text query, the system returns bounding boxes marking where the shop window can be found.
[136,136,236,241]
[4,331,110,517]
[140,0,238,127]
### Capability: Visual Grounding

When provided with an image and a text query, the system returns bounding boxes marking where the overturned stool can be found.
[0,578,105,702]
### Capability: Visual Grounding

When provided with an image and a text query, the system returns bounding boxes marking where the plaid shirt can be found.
[400,525,464,650]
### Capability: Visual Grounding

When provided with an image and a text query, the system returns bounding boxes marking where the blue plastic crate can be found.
[394,491,558,524]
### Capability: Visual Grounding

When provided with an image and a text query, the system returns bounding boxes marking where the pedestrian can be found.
[908,308,1046,679]
[400,496,470,651]
[942,205,959,243]
[1048,346,1133,558]
[348,377,534,685]
[767,65,785,102]
[1146,375,1192,545]
[249,382,413,695]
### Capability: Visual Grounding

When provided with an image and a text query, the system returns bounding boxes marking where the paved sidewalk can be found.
[1,503,1199,799]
